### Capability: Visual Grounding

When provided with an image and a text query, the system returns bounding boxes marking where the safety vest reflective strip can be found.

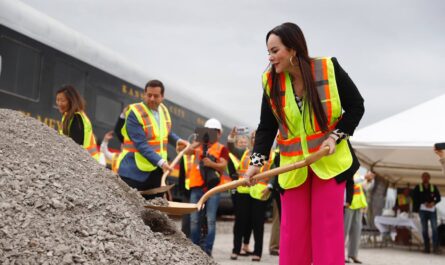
[263,72,289,139]
[229,152,240,170]
[121,140,168,153]
[60,112,99,161]
[312,59,332,131]
[117,102,171,172]
[237,149,251,194]
[183,155,194,190]
[263,57,352,189]
[276,121,338,156]
[419,184,434,192]
[350,183,368,210]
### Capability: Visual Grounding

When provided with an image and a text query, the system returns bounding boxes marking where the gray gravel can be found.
[0,109,216,265]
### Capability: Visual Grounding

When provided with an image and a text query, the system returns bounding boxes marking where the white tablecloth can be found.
[374,216,419,233]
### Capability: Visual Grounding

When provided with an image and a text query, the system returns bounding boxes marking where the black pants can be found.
[232,192,252,246]
[120,167,163,200]
[232,193,267,257]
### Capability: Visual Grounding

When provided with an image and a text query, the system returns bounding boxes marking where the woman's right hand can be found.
[244,165,261,186]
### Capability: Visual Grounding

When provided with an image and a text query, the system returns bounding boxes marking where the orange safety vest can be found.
[189,142,225,188]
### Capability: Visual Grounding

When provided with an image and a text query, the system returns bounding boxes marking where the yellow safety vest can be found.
[183,154,195,190]
[263,57,353,190]
[60,111,99,161]
[419,184,434,192]
[236,149,251,194]
[116,102,171,172]
[249,150,276,201]
[350,183,368,210]
[229,152,240,171]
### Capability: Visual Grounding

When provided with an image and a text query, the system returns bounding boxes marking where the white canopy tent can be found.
[350,94,445,192]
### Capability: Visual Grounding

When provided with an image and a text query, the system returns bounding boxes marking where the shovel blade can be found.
[144,201,199,215]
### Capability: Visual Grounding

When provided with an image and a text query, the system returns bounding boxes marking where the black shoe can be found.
[230,253,238,260]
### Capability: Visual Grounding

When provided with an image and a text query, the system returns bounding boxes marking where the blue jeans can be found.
[190,187,220,255]
[419,210,438,251]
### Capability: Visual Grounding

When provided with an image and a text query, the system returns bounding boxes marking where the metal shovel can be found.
[139,142,192,196]
[144,146,330,215]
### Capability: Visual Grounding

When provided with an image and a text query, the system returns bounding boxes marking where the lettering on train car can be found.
[168,105,186,119]
[121,84,144,100]
[196,117,206,126]
[21,111,61,131]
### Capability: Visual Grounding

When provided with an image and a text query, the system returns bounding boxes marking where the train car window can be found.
[52,59,86,96]
[0,55,2,76]
[0,36,41,101]
[95,94,122,126]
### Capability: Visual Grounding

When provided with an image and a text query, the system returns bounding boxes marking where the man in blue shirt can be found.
[118,79,188,199]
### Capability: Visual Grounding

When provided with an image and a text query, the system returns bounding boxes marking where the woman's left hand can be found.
[321,136,336,155]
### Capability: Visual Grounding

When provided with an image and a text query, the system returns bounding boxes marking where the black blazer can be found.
[252,57,364,184]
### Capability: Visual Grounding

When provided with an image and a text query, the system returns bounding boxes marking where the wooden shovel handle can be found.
[159,142,192,186]
[196,146,330,208]
[139,142,192,196]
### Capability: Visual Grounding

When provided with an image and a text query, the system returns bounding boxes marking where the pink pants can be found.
[280,170,345,265]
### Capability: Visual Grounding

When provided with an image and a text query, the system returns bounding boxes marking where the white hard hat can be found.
[204,118,222,132]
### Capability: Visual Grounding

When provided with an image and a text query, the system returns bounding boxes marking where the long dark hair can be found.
[265,22,328,132]
[56,85,85,135]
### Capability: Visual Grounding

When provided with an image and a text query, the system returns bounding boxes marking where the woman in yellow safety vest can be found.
[56,85,99,161]
[244,22,364,265]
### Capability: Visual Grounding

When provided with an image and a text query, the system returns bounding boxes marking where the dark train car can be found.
[0,1,232,148]
[0,1,236,210]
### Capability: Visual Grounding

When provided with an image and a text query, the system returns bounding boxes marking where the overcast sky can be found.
[20,0,445,129]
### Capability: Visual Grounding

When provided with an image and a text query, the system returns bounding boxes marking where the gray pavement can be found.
[176,219,445,265]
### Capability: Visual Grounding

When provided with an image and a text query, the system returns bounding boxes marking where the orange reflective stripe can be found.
[353,185,362,195]
[237,150,250,176]
[133,104,157,140]
[312,59,333,131]
[122,141,164,153]
[277,121,338,157]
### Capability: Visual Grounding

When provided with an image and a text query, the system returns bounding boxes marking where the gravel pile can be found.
[0,109,216,265]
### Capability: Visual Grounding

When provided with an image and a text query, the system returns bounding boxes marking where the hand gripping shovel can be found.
[139,142,192,196]
[144,146,330,215]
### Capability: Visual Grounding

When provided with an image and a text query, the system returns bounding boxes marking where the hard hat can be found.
[204,118,222,132]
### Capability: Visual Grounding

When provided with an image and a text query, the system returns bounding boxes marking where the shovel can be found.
[140,142,192,196]
[144,146,330,215]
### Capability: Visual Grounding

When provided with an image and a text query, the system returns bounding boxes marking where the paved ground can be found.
[175,219,444,265]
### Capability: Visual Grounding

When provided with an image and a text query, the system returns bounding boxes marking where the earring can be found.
[289,56,296,66]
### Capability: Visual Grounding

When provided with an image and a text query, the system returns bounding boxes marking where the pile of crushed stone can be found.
[0,109,216,265]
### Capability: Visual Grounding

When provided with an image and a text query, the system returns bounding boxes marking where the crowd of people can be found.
[53,22,444,265]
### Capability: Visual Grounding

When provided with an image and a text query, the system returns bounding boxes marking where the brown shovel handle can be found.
[139,142,192,195]
[196,146,330,209]
[160,142,192,186]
